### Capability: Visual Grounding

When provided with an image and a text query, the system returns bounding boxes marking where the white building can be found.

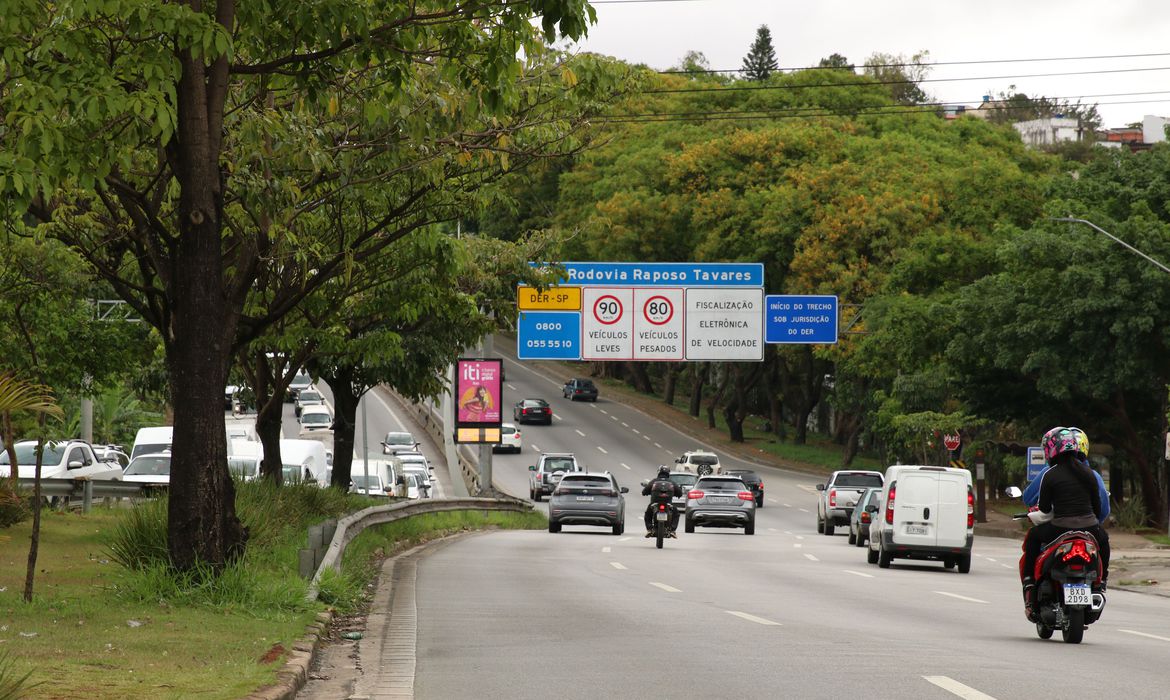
[1013,117,1082,147]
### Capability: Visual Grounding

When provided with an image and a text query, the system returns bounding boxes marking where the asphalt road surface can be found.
[408,357,1170,700]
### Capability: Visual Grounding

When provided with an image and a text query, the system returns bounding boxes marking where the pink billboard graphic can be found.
[456,358,502,426]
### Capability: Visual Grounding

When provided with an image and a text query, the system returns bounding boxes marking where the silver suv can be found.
[528,453,581,502]
[684,475,755,534]
[548,472,628,535]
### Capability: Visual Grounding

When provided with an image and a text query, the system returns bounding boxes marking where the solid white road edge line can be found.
[922,676,998,700]
[934,591,989,604]
[649,582,681,593]
[610,562,627,570]
[842,570,874,578]
[1119,629,1170,643]
[726,611,780,626]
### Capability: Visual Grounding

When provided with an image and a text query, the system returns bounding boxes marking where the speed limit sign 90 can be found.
[592,294,623,325]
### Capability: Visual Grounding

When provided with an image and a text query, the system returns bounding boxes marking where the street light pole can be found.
[1051,216,1170,537]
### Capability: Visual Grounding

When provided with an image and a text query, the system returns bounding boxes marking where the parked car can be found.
[493,423,522,453]
[350,473,390,497]
[867,465,974,572]
[294,388,325,418]
[849,487,882,547]
[298,405,333,435]
[286,371,313,402]
[0,440,124,481]
[723,468,763,507]
[381,431,418,455]
[122,452,171,486]
[674,449,721,476]
[817,470,885,536]
[131,426,172,460]
[548,472,628,535]
[562,378,598,402]
[514,398,552,425]
[528,453,582,501]
[684,475,755,535]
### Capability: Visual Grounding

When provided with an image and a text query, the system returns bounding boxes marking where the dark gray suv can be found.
[684,476,755,535]
[548,472,628,535]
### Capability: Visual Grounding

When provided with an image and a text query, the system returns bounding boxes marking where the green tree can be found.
[741,25,779,82]
[864,51,932,105]
[818,53,854,70]
[0,0,603,572]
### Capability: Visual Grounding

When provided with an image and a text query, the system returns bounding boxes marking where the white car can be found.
[298,405,333,435]
[294,388,325,418]
[381,431,418,455]
[350,473,390,497]
[401,464,432,498]
[122,452,171,486]
[674,450,721,475]
[493,423,522,453]
[0,440,123,481]
[402,472,424,500]
[396,451,431,473]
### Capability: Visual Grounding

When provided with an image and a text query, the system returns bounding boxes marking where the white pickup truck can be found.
[0,440,124,481]
[816,470,884,536]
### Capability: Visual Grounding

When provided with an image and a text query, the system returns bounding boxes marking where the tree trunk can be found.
[246,351,284,484]
[23,424,46,602]
[706,366,728,430]
[165,39,247,572]
[688,364,708,418]
[322,368,362,490]
[841,418,863,467]
[662,364,681,406]
[626,361,653,394]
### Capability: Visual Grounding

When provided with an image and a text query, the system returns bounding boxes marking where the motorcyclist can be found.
[643,466,681,538]
[1020,426,1111,621]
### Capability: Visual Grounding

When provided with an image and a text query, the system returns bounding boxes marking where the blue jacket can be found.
[1023,465,1110,522]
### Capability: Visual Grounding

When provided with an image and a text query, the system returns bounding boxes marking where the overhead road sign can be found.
[517,285,581,311]
[765,295,838,344]
[518,262,764,363]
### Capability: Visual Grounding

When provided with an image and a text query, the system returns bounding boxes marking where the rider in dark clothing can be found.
[643,466,681,537]
[1021,427,1111,621]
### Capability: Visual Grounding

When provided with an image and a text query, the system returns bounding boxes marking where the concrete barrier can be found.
[305,496,532,601]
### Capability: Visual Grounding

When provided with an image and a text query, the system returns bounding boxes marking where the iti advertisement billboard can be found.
[455,358,502,443]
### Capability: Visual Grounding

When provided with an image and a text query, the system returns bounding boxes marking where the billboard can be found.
[455,358,503,443]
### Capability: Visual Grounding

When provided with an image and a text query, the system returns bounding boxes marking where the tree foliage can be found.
[741,25,779,82]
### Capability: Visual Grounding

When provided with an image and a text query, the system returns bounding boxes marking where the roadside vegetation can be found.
[0,483,542,699]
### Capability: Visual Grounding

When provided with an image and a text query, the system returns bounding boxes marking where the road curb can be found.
[245,610,334,700]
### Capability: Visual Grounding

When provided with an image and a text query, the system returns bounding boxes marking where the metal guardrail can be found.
[14,477,164,511]
[305,496,532,601]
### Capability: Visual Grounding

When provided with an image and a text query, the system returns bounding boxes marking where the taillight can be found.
[737,491,754,501]
[885,484,896,524]
[860,512,870,524]
[600,489,615,497]
[828,489,837,507]
[688,490,704,500]
[658,503,668,511]
[967,488,974,528]
[1058,540,1096,562]
[758,481,763,491]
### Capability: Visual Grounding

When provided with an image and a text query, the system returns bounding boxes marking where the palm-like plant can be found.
[0,373,63,420]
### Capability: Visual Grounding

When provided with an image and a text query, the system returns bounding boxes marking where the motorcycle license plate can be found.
[1063,583,1091,605]
[656,511,670,522]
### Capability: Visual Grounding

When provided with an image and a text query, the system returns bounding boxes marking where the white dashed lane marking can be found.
[554,414,563,422]
[506,384,517,391]
[620,463,631,470]
[597,446,608,454]
[923,676,997,700]
[575,429,586,437]
[934,591,988,604]
[600,409,608,414]
[632,428,640,434]
[622,422,629,428]
[798,508,809,513]
[803,553,819,562]
[601,547,611,553]
[1119,629,1170,643]
[610,562,627,570]
[726,611,780,626]
[649,582,681,593]
[843,570,874,578]
[654,442,663,449]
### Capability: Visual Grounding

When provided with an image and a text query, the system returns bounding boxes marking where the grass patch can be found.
[0,484,535,699]
[317,509,545,611]
[1143,533,1170,547]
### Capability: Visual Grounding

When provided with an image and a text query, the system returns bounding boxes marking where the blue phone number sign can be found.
[517,311,581,360]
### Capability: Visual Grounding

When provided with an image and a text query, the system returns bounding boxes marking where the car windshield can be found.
[131,442,171,459]
[668,474,697,487]
[351,474,382,489]
[560,476,611,488]
[0,442,67,466]
[577,380,595,388]
[835,473,883,488]
[301,412,330,425]
[291,373,311,386]
[689,454,718,466]
[385,433,414,445]
[126,456,171,476]
[698,478,745,491]
[227,458,259,479]
[299,391,322,402]
[544,458,575,472]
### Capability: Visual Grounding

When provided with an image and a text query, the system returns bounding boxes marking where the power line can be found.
[646,66,1170,94]
[659,51,1170,75]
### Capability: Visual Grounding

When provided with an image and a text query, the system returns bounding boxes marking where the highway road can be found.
[406,356,1170,700]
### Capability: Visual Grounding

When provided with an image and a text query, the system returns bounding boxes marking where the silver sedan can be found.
[684,476,755,535]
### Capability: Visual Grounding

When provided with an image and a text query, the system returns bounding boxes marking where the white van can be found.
[279,439,329,487]
[131,426,173,460]
[227,439,263,481]
[866,465,974,573]
[225,416,258,444]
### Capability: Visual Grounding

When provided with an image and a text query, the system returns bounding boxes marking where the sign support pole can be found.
[478,333,494,496]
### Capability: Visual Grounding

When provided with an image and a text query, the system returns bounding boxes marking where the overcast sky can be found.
[564,0,1170,128]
